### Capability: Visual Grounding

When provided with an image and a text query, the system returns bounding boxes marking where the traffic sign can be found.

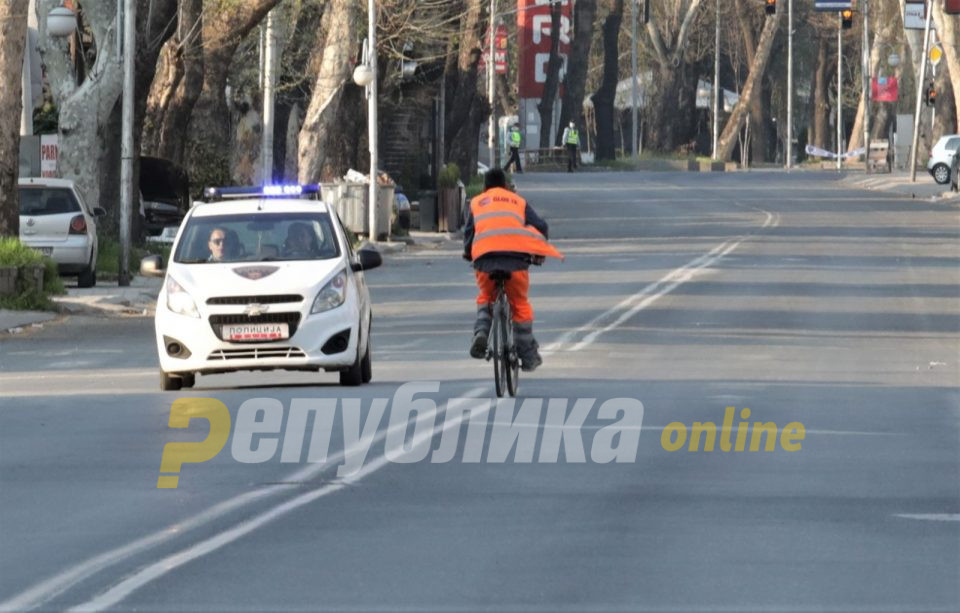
[814,0,852,10]
[929,44,943,67]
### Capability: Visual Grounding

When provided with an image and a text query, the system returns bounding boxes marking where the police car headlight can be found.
[311,270,347,314]
[166,276,200,318]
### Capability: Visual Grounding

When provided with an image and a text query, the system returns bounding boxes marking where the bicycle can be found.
[486,270,520,397]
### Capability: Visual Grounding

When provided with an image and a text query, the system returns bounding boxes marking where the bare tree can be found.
[594,0,624,161]
[716,9,781,161]
[297,0,362,182]
[185,0,282,185]
[0,0,30,237]
[537,0,563,148]
[143,0,204,166]
[932,0,959,129]
[640,0,705,152]
[557,0,597,145]
[444,0,488,182]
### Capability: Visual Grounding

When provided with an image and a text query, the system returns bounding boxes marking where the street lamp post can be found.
[837,12,843,171]
[488,0,497,169]
[352,0,379,242]
[118,0,135,286]
[909,3,934,182]
[861,0,870,173]
[786,0,793,169]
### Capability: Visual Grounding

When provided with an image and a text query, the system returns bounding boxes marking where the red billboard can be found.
[872,76,899,102]
[517,0,572,99]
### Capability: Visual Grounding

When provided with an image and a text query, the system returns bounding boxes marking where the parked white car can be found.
[18,177,105,287]
[927,134,960,185]
[140,184,382,391]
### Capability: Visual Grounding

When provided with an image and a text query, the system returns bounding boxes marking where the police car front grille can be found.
[207,294,304,305]
[207,347,307,361]
[208,312,301,341]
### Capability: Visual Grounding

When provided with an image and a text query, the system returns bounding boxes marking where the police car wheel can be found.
[360,340,372,384]
[160,371,182,391]
[339,347,364,386]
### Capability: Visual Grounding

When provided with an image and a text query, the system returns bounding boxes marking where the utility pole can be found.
[861,0,870,173]
[712,0,719,159]
[631,0,639,159]
[367,0,379,241]
[488,0,497,169]
[118,0,135,286]
[786,0,793,169]
[837,12,843,171]
[909,0,933,182]
[261,9,276,184]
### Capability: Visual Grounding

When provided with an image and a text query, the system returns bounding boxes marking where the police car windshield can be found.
[173,212,341,264]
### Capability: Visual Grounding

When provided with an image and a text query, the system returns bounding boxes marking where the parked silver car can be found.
[18,177,105,287]
[926,134,960,185]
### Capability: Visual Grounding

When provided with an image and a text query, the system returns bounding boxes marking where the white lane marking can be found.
[543,204,777,355]
[9,202,781,610]
[893,513,960,522]
[0,369,153,382]
[0,385,486,612]
[67,387,491,612]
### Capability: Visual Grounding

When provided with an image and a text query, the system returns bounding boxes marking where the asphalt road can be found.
[1,171,958,612]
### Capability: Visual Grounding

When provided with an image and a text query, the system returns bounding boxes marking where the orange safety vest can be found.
[469,188,563,261]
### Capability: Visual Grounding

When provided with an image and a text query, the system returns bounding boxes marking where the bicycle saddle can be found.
[489,270,512,281]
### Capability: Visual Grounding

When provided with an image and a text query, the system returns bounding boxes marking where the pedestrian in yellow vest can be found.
[505,124,523,174]
[561,121,580,172]
[462,169,563,371]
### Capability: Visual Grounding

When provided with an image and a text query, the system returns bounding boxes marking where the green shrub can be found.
[437,163,461,188]
[0,238,64,311]
[97,237,172,277]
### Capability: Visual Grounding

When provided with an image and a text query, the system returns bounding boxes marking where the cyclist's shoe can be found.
[471,306,492,359]
[470,331,488,359]
[514,322,542,372]
[520,347,542,372]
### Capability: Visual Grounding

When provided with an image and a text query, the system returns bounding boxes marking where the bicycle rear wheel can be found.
[504,313,519,397]
[492,308,507,398]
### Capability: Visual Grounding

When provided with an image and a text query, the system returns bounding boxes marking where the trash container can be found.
[418,190,437,232]
[320,182,391,239]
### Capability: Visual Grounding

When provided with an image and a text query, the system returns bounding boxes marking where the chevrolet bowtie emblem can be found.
[243,303,268,317]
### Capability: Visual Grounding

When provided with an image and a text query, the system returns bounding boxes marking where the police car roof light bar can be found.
[202,184,322,202]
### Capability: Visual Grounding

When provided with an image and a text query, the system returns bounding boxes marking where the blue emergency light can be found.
[203,184,322,202]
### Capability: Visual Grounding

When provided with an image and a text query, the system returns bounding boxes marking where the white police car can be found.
[140,184,381,391]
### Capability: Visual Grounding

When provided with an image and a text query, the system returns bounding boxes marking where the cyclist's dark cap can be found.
[484,168,508,190]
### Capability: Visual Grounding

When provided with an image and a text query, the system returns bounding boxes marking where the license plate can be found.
[34,247,53,256]
[223,323,289,341]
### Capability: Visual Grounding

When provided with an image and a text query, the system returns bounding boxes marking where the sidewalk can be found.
[1,234,447,335]
[839,170,960,203]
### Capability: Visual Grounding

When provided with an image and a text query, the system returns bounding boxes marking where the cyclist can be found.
[462,168,563,371]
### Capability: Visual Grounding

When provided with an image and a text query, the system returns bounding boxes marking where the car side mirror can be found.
[93,207,107,217]
[139,254,165,277]
[351,248,382,272]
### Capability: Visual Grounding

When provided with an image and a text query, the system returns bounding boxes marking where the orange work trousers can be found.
[475,270,533,323]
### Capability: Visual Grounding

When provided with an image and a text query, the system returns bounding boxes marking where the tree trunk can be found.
[735,0,768,162]
[537,1,563,149]
[145,0,204,166]
[37,0,124,220]
[444,0,488,182]
[639,0,704,152]
[717,11,781,161]
[810,35,830,150]
[186,0,282,185]
[933,1,960,128]
[297,0,362,183]
[557,0,597,146]
[0,0,29,237]
[594,0,623,161]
